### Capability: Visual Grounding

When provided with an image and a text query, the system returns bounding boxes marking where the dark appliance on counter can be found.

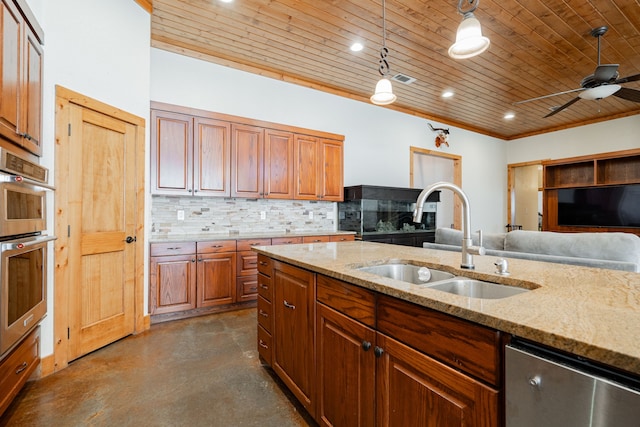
[338,185,440,247]
[0,148,55,357]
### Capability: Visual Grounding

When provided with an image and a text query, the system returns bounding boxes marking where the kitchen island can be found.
[253,240,640,425]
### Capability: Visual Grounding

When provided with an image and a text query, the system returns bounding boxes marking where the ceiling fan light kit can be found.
[371,0,397,105]
[579,84,621,100]
[449,0,490,59]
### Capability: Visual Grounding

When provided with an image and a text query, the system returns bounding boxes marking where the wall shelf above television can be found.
[542,149,640,236]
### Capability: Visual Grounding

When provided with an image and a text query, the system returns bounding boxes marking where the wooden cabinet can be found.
[231,125,294,199]
[294,135,344,201]
[151,110,231,197]
[257,254,273,365]
[236,238,271,303]
[272,260,316,418]
[262,258,502,426]
[0,326,39,416]
[0,0,43,156]
[542,149,640,234]
[196,240,237,307]
[149,242,197,315]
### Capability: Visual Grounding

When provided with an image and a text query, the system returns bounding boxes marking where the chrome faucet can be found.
[413,181,485,269]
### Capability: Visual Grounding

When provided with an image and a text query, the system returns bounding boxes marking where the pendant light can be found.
[448,0,490,59]
[370,0,397,105]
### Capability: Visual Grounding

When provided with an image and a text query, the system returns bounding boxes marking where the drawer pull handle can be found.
[259,284,269,290]
[259,261,268,266]
[259,340,269,349]
[15,362,28,374]
[283,300,296,310]
[259,310,269,317]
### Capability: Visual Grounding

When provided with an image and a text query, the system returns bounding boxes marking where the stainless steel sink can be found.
[356,263,455,284]
[426,278,528,299]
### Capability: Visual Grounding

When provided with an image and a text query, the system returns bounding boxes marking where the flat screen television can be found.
[557,184,640,228]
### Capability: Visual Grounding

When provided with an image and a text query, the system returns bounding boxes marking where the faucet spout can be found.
[414,181,484,269]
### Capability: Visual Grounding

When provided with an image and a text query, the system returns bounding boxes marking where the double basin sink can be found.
[355,261,528,299]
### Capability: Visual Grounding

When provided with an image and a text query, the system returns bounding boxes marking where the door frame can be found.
[51,85,146,374]
[409,146,462,230]
[506,160,546,228]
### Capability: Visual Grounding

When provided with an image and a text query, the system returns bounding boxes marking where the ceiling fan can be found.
[514,26,640,118]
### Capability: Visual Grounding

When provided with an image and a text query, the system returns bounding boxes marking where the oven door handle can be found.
[5,175,55,191]
[1,235,57,251]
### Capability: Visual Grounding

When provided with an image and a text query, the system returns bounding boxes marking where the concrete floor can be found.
[1,309,315,427]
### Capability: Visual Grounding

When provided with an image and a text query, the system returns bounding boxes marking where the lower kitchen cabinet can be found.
[272,260,316,418]
[262,257,503,427]
[149,242,198,315]
[197,250,237,307]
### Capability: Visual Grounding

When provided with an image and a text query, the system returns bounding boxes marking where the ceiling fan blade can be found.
[614,73,640,84]
[513,88,584,105]
[543,97,581,118]
[593,64,619,82]
[613,87,640,103]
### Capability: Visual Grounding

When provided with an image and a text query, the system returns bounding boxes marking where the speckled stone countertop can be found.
[252,241,640,376]
[149,231,356,243]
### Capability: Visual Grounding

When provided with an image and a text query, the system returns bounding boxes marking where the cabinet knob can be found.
[191,258,196,263]
[362,341,372,351]
[283,300,296,310]
[374,346,384,358]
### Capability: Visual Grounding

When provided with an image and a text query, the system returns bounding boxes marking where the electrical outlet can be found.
[177,210,185,221]
[308,211,314,220]
[260,211,266,220]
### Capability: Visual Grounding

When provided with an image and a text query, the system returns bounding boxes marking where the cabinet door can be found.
[231,123,264,198]
[294,134,320,200]
[0,0,23,146]
[316,303,375,427]
[194,117,230,196]
[319,139,343,201]
[273,261,316,417]
[197,252,237,307]
[150,110,193,195]
[20,24,42,155]
[376,333,499,427]
[264,129,294,199]
[149,254,197,315]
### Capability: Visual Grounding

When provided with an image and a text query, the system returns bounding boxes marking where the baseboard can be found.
[40,353,56,378]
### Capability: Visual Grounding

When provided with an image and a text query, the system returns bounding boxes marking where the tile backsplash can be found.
[151,196,337,237]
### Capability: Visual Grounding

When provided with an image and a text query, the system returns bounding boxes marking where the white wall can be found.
[25,0,151,358]
[150,48,508,235]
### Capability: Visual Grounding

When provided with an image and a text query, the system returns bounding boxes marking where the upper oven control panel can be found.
[0,148,48,184]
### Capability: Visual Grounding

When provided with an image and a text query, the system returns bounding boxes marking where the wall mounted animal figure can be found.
[428,123,450,148]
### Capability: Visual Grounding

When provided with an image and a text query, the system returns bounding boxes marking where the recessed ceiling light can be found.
[220,0,233,3]
[504,112,515,120]
[442,91,454,98]
[350,42,364,52]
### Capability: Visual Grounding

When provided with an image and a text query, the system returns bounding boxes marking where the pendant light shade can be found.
[371,77,397,105]
[578,84,621,100]
[448,0,490,59]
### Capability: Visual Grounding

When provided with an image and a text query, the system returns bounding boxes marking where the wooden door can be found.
[194,117,230,196]
[197,252,236,307]
[319,138,343,201]
[316,303,375,427]
[264,129,293,199]
[273,261,316,417]
[21,24,42,155]
[150,110,193,195]
[294,134,319,200]
[0,0,23,145]
[376,333,499,427]
[231,123,263,198]
[149,255,197,315]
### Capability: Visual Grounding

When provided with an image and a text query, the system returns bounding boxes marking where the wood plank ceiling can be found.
[150,0,640,140]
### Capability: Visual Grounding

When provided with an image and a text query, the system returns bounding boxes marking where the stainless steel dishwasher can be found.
[506,339,640,427]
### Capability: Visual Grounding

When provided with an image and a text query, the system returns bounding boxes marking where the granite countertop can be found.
[252,241,640,376]
[149,231,356,243]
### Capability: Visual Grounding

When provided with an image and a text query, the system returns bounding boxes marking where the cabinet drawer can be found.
[196,240,236,253]
[257,273,272,301]
[317,275,376,328]
[270,236,303,245]
[0,328,40,416]
[257,295,272,333]
[257,254,272,276]
[237,238,271,251]
[330,234,355,242]
[257,325,272,366]
[150,242,196,256]
[302,235,331,243]
[377,294,502,386]
[237,251,258,276]
[236,275,258,302]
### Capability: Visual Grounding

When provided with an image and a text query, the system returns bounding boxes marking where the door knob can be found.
[125,236,136,243]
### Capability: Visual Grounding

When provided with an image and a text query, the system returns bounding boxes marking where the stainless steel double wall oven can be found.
[0,148,55,357]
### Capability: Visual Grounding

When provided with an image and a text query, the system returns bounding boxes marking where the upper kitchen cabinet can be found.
[0,0,43,156]
[151,108,231,197]
[231,125,294,199]
[294,135,343,201]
